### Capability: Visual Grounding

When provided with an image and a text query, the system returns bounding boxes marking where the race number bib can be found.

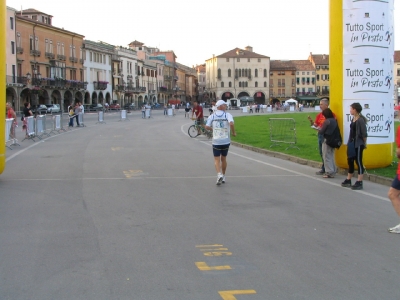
[213,127,228,140]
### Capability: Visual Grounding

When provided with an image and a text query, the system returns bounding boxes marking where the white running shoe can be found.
[216,173,223,185]
[222,175,226,183]
[388,223,400,234]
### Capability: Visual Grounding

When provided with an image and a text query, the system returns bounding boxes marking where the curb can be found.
[231,141,393,187]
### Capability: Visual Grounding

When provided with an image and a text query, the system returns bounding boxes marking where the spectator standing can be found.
[164,104,168,116]
[341,102,368,190]
[318,108,338,178]
[141,105,145,118]
[22,102,33,137]
[68,106,75,127]
[307,98,332,175]
[6,102,17,141]
[74,103,81,127]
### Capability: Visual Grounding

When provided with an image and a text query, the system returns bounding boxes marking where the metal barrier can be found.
[119,110,129,121]
[50,114,61,135]
[22,116,36,142]
[35,115,49,139]
[269,118,300,150]
[97,110,106,124]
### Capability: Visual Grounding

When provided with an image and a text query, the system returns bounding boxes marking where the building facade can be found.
[206,47,270,105]
[6,8,85,112]
[394,50,400,103]
[291,60,317,102]
[269,60,296,103]
[83,40,113,106]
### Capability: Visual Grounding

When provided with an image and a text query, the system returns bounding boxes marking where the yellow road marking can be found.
[111,147,123,151]
[123,170,143,178]
[203,252,232,256]
[195,262,231,271]
[200,248,228,251]
[218,290,256,300]
[196,244,223,248]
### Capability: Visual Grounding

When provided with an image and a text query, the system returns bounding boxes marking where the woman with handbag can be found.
[318,108,338,178]
[341,103,368,190]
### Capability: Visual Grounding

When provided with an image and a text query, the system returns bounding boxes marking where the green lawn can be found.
[231,112,398,179]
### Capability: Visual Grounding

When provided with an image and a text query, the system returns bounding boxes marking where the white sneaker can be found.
[388,223,400,234]
[222,175,226,183]
[216,173,223,185]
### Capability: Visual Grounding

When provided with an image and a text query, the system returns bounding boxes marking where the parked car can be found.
[46,104,61,113]
[31,104,48,115]
[89,103,103,111]
[123,103,136,111]
[109,103,121,110]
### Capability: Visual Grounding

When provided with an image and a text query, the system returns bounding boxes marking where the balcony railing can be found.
[140,87,146,92]
[69,57,78,63]
[31,77,42,86]
[45,52,55,59]
[164,75,172,80]
[116,85,125,92]
[6,75,28,85]
[57,54,66,61]
[159,86,167,92]
[30,50,41,57]
[16,47,23,54]
[80,58,84,64]
[296,92,318,96]
[174,76,178,81]
[93,81,108,90]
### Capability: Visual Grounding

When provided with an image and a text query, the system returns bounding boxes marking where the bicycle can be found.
[188,119,213,139]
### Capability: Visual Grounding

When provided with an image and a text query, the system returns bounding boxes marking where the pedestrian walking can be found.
[22,102,33,137]
[307,98,333,175]
[205,100,236,185]
[74,103,81,127]
[184,106,191,118]
[387,124,400,233]
[164,104,168,116]
[341,102,368,190]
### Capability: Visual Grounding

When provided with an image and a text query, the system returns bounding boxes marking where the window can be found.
[217,68,221,79]
[49,40,53,53]
[264,81,267,87]
[61,43,65,55]
[302,72,305,75]
[237,58,240,62]
[239,82,242,88]
[45,39,49,53]
[29,36,33,50]
[255,81,258,87]
[10,17,14,30]
[255,69,258,77]
[258,58,261,62]
[296,71,299,75]
[397,69,400,76]
[307,72,309,75]
[296,78,300,84]
[226,58,229,62]
[221,82,224,88]
[248,58,250,62]
[264,69,267,77]
[228,69,231,77]
[229,82,232,87]
[245,82,248,87]
[57,42,61,54]
[11,41,15,54]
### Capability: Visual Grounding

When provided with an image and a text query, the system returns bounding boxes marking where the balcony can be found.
[296,92,318,96]
[80,58,84,64]
[93,81,108,90]
[69,57,78,63]
[174,76,178,81]
[45,52,55,59]
[164,75,172,81]
[31,77,42,86]
[126,85,135,93]
[30,50,41,57]
[140,87,146,92]
[6,75,28,85]
[16,47,23,54]
[159,86,167,92]
[57,54,66,61]
[116,84,125,92]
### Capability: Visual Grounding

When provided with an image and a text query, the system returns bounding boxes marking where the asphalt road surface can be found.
[1,109,399,300]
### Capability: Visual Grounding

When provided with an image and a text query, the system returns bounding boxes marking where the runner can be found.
[205,100,236,185]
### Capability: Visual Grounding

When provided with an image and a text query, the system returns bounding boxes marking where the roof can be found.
[394,50,400,63]
[17,8,53,17]
[311,54,329,65]
[291,60,315,71]
[129,40,144,47]
[216,47,270,59]
[270,60,296,71]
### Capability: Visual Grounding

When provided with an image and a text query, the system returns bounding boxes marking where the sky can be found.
[6,0,400,67]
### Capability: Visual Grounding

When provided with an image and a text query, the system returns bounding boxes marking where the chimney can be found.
[245,46,253,52]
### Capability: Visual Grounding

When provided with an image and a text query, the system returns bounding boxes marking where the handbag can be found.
[347,139,356,158]
[324,125,342,148]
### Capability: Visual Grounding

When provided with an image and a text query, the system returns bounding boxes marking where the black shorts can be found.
[213,144,230,157]
[391,174,400,189]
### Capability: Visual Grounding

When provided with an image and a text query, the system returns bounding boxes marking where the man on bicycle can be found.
[191,100,204,134]
[205,100,236,185]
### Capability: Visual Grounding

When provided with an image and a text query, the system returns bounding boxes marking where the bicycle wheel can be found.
[188,125,199,138]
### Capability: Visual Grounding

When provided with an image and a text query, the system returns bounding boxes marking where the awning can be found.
[297,96,321,101]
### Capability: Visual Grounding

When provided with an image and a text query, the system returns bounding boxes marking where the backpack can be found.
[325,125,342,149]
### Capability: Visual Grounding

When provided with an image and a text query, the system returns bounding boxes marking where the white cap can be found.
[216,100,227,107]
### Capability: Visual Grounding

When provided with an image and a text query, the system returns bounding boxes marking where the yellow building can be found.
[308,53,330,98]
[7,8,85,112]
[269,60,296,104]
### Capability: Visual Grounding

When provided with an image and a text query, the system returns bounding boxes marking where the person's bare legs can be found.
[214,156,221,174]
[221,155,227,175]
[388,187,400,216]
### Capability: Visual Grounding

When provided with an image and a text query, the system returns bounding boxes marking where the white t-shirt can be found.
[206,111,234,145]
[80,105,84,113]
